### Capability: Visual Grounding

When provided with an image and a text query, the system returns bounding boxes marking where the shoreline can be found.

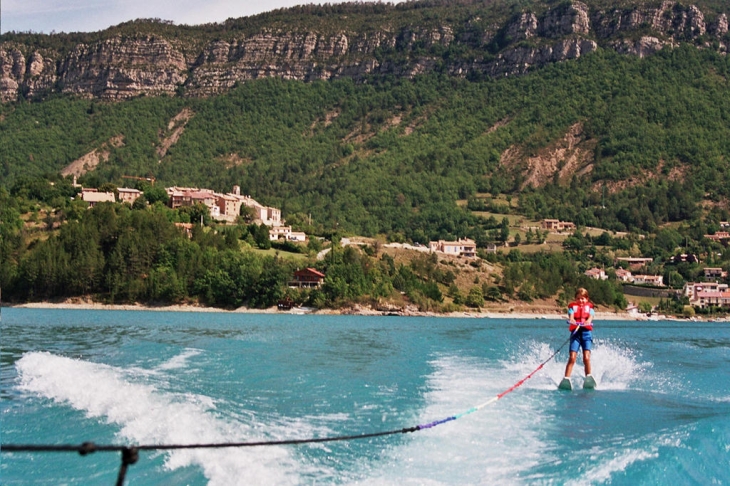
[4,301,665,321]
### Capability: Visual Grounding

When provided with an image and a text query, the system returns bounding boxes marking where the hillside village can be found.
[80,183,307,242]
[2,1,730,320]
[73,180,730,315]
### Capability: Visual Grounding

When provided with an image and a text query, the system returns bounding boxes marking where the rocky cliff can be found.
[1,1,727,102]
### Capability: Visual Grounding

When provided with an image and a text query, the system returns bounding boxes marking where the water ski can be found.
[558,378,572,390]
[583,375,597,389]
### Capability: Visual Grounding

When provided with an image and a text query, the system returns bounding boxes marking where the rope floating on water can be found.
[2,334,572,485]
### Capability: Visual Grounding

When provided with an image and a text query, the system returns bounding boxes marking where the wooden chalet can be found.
[290,268,325,288]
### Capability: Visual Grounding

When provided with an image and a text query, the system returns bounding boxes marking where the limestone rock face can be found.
[25,52,58,98]
[713,13,729,36]
[540,1,591,37]
[477,38,598,78]
[0,48,25,102]
[614,36,676,58]
[592,1,712,39]
[58,36,187,99]
[0,2,728,102]
[506,13,539,42]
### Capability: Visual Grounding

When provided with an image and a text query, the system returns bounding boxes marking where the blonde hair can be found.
[575,287,590,300]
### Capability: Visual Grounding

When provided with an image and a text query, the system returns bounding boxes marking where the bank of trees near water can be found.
[2,46,730,312]
[0,192,634,311]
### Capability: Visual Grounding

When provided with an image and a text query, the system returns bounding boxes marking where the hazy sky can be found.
[1,0,405,35]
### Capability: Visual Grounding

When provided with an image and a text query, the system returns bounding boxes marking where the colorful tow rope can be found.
[416,332,572,430]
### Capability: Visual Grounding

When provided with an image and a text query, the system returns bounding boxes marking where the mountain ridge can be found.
[1,0,729,102]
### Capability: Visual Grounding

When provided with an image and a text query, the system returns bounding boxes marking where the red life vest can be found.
[568,300,594,331]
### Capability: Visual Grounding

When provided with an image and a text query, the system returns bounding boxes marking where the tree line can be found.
[1,187,641,312]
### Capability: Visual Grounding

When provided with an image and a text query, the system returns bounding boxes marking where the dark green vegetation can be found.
[0,189,635,311]
[1,5,729,313]
[3,47,730,238]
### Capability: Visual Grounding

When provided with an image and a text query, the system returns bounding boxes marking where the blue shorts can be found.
[569,330,593,352]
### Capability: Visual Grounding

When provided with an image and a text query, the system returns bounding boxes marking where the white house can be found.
[288,231,307,242]
[683,282,729,300]
[81,189,115,207]
[269,226,292,241]
[117,187,143,205]
[632,275,664,286]
[429,238,477,258]
[585,268,608,280]
[615,268,633,282]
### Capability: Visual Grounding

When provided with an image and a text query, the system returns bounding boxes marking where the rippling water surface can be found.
[2,308,729,485]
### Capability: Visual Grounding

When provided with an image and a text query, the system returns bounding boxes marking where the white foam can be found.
[588,340,650,390]
[567,448,657,485]
[356,354,556,485]
[510,338,650,391]
[156,348,202,371]
[356,337,655,485]
[566,429,691,485]
[16,351,323,485]
[13,337,657,485]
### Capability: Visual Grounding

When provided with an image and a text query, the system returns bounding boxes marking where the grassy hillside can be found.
[2,46,729,241]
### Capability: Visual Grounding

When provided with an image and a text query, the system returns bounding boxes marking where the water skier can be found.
[564,287,594,385]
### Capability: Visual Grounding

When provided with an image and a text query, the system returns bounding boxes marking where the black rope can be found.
[1,427,420,485]
[1,426,420,454]
[116,447,138,486]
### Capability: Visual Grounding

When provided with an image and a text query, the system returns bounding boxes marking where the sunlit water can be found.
[1,309,729,485]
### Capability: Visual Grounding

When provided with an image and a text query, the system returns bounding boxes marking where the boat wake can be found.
[16,351,321,485]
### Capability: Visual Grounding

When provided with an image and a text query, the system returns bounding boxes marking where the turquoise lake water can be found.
[1,308,729,485]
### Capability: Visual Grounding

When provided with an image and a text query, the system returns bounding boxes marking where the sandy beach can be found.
[6,300,645,321]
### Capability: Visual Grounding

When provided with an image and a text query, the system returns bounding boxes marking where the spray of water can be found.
[16,351,326,485]
[13,336,660,485]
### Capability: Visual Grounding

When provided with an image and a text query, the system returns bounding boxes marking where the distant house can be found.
[704,267,728,280]
[484,242,499,254]
[541,219,576,232]
[269,226,292,241]
[429,238,477,258]
[705,231,730,244]
[683,282,729,300]
[668,253,698,264]
[248,202,281,227]
[287,231,307,242]
[585,268,608,280]
[615,257,654,269]
[693,291,730,309]
[226,186,282,227]
[189,190,219,216]
[290,268,325,288]
[117,187,143,205]
[615,268,634,282]
[165,185,284,226]
[625,302,640,315]
[720,221,730,230]
[269,227,306,242]
[81,189,115,207]
[166,186,225,218]
[216,193,242,220]
[632,275,664,286]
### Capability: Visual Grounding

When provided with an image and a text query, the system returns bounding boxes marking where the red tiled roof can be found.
[296,267,325,278]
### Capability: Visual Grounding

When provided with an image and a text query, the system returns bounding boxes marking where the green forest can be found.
[0,189,636,312]
[1,42,730,314]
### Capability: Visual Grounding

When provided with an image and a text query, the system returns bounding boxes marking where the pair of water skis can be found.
[558,375,596,390]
